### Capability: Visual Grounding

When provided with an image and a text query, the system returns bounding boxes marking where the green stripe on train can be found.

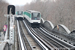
[16,12,17,15]
[24,12,31,18]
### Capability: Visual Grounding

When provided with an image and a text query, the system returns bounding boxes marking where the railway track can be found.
[17,20,32,50]
[17,33,21,50]
[44,25,75,46]
[40,26,75,50]
[23,19,75,50]
[30,27,56,50]
[16,18,75,50]
[23,19,66,50]
[34,28,67,49]
[23,19,49,50]
[19,20,32,50]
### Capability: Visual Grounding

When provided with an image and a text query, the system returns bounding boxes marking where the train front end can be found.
[30,12,41,27]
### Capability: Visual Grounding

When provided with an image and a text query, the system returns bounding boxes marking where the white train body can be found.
[24,10,41,27]
[16,11,24,19]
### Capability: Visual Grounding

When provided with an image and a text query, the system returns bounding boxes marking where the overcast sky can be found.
[6,0,33,6]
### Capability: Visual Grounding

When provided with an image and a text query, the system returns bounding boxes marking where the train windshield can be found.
[32,12,40,20]
[17,11,23,15]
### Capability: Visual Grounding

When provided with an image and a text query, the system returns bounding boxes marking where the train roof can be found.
[26,10,40,13]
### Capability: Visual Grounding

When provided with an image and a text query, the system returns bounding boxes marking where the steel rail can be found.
[41,26,75,48]
[40,27,75,49]
[29,27,53,50]
[20,21,32,50]
[17,20,25,50]
[31,28,57,50]
[19,21,27,50]
[36,28,69,49]
[23,20,48,50]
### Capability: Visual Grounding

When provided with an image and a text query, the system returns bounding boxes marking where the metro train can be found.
[24,10,41,27]
[16,11,24,19]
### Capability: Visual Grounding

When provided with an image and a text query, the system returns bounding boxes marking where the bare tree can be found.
[0,1,8,30]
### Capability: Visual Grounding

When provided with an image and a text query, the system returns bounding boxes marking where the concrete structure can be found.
[43,20,54,30]
[0,41,9,50]
[69,30,75,37]
[41,18,45,26]
[53,24,70,34]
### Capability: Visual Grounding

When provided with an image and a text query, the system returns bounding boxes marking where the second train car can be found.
[16,11,24,20]
[24,10,41,27]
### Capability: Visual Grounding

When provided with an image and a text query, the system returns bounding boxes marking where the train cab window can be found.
[17,11,23,15]
[32,13,40,20]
